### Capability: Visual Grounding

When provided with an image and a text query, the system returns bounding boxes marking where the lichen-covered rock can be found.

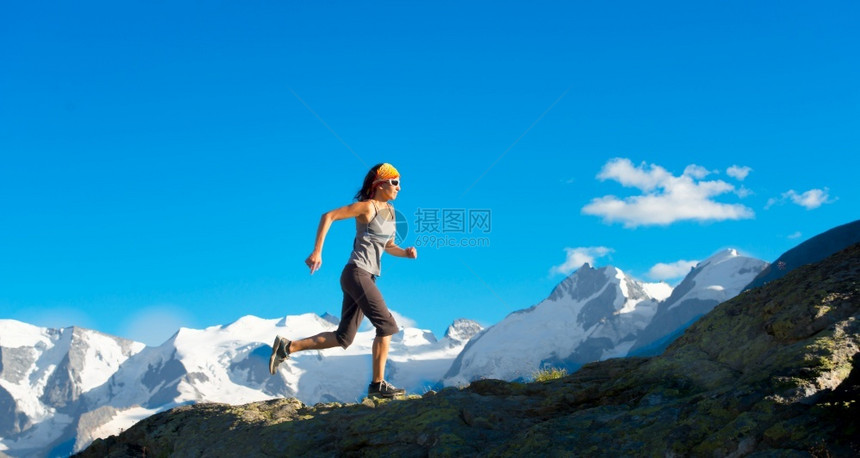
[77,244,860,457]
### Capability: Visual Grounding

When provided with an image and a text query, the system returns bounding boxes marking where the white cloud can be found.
[683,164,713,179]
[120,305,196,346]
[726,165,752,181]
[786,188,834,209]
[550,246,612,276]
[582,158,755,227]
[647,259,699,281]
[735,186,753,198]
[788,231,802,239]
[766,188,835,210]
[596,158,671,191]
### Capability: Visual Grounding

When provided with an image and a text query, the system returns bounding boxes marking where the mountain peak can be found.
[671,248,766,305]
[224,314,268,330]
[548,263,619,302]
[444,319,483,343]
[702,248,740,264]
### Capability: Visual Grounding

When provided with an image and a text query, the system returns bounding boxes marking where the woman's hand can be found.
[305,251,322,274]
[384,240,417,259]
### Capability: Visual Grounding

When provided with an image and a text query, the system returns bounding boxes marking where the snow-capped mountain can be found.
[0,321,144,457]
[443,319,484,345]
[443,264,671,386]
[442,249,766,387]
[0,315,482,457]
[627,249,767,356]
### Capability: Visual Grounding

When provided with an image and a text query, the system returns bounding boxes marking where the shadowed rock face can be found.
[0,385,29,436]
[567,336,615,365]
[576,284,618,329]
[744,219,860,291]
[628,298,716,357]
[228,344,296,398]
[40,327,106,409]
[78,244,860,458]
[547,263,608,302]
[0,346,36,385]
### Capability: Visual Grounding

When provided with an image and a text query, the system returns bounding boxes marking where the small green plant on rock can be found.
[532,367,567,382]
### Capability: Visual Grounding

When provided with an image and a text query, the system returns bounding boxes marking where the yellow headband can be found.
[374,163,400,182]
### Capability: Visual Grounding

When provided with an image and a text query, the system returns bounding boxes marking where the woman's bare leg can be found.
[371,334,391,383]
[288,331,341,353]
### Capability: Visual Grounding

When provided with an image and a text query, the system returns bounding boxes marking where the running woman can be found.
[268,163,418,398]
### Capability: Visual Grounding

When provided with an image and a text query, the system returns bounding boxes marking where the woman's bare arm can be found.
[305,201,372,274]
[384,239,418,259]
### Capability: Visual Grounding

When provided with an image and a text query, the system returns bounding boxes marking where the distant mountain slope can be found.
[442,263,668,385]
[77,243,860,457]
[744,219,860,291]
[628,249,767,356]
[443,249,764,385]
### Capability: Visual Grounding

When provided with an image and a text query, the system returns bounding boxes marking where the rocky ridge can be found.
[78,243,860,457]
[744,219,860,291]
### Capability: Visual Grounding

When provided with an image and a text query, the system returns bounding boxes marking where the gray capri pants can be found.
[335,263,399,348]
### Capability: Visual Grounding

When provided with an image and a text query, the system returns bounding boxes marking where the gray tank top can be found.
[348,201,396,276]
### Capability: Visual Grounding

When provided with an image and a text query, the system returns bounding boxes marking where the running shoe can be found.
[268,335,291,375]
[367,380,406,398]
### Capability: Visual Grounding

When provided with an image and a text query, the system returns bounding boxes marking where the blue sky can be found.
[2,1,857,345]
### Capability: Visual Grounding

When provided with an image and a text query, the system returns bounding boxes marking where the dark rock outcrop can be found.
[78,244,860,457]
[744,219,860,291]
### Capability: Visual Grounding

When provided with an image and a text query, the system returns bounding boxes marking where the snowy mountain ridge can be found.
[0,315,481,457]
[628,249,769,356]
[442,249,767,386]
[442,263,666,385]
[0,322,145,457]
